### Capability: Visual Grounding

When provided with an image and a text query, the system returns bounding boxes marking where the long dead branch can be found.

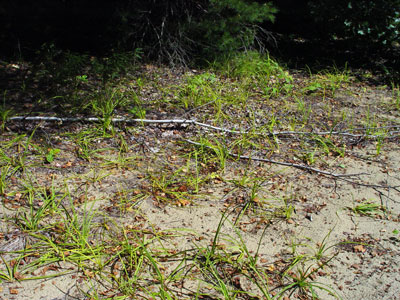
[8,116,400,139]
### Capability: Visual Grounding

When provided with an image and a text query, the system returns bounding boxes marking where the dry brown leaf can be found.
[63,161,73,168]
[353,244,366,253]
[14,272,25,280]
[267,265,275,272]
[14,192,22,201]
[84,270,95,278]
[177,199,190,206]
[177,185,188,192]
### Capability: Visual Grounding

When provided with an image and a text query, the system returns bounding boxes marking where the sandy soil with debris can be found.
[1,66,400,300]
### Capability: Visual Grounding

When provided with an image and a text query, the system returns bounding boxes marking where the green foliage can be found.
[217,51,293,98]
[114,0,277,63]
[35,44,89,82]
[35,44,141,85]
[191,0,277,59]
[308,0,400,46]
[91,50,142,81]
[178,72,220,108]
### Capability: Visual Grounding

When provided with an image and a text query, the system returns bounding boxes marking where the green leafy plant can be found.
[302,81,324,94]
[232,176,266,224]
[67,128,107,161]
[144,163,203,206]
[281,195,295,220]
[191,0,277,59]
[315,135,345,157]
[127,90,146,121]
[184,151,206,194]
[129,106,146,119]
[295,97,312,124]
[281,230,343,299]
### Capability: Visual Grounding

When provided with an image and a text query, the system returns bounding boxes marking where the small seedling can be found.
[281,263,341,299]
[129,106,146,120]
[375,135,384,156]
[45,148,60,163]
[75,74,88,83]
[282,196,295,220]
[302,81,323,94]
[350,201,385,217]
[0,255,25,281]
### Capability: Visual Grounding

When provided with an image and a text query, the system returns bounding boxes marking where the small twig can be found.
[183,139,365,178]
[183,99,217,117]
[338,177,400,192]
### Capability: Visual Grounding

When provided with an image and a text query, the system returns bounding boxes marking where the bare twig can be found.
[183,99,217,117]
[183,139,365,178]
[338,177,400,192]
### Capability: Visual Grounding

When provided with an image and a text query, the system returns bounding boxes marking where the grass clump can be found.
[214,51,294,98]
[303,65,351,98]
[178,72,221,109]
[90,86,127,133]
[190,211,342,300]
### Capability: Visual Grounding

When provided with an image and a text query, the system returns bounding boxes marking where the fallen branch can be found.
[7,115,397,186]
[183,139,365,178]
[8,116,400,139]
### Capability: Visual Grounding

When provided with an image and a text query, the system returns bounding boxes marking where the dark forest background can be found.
[1,0,399,81]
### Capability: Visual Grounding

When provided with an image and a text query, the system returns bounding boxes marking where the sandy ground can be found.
[1,140,399,300]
